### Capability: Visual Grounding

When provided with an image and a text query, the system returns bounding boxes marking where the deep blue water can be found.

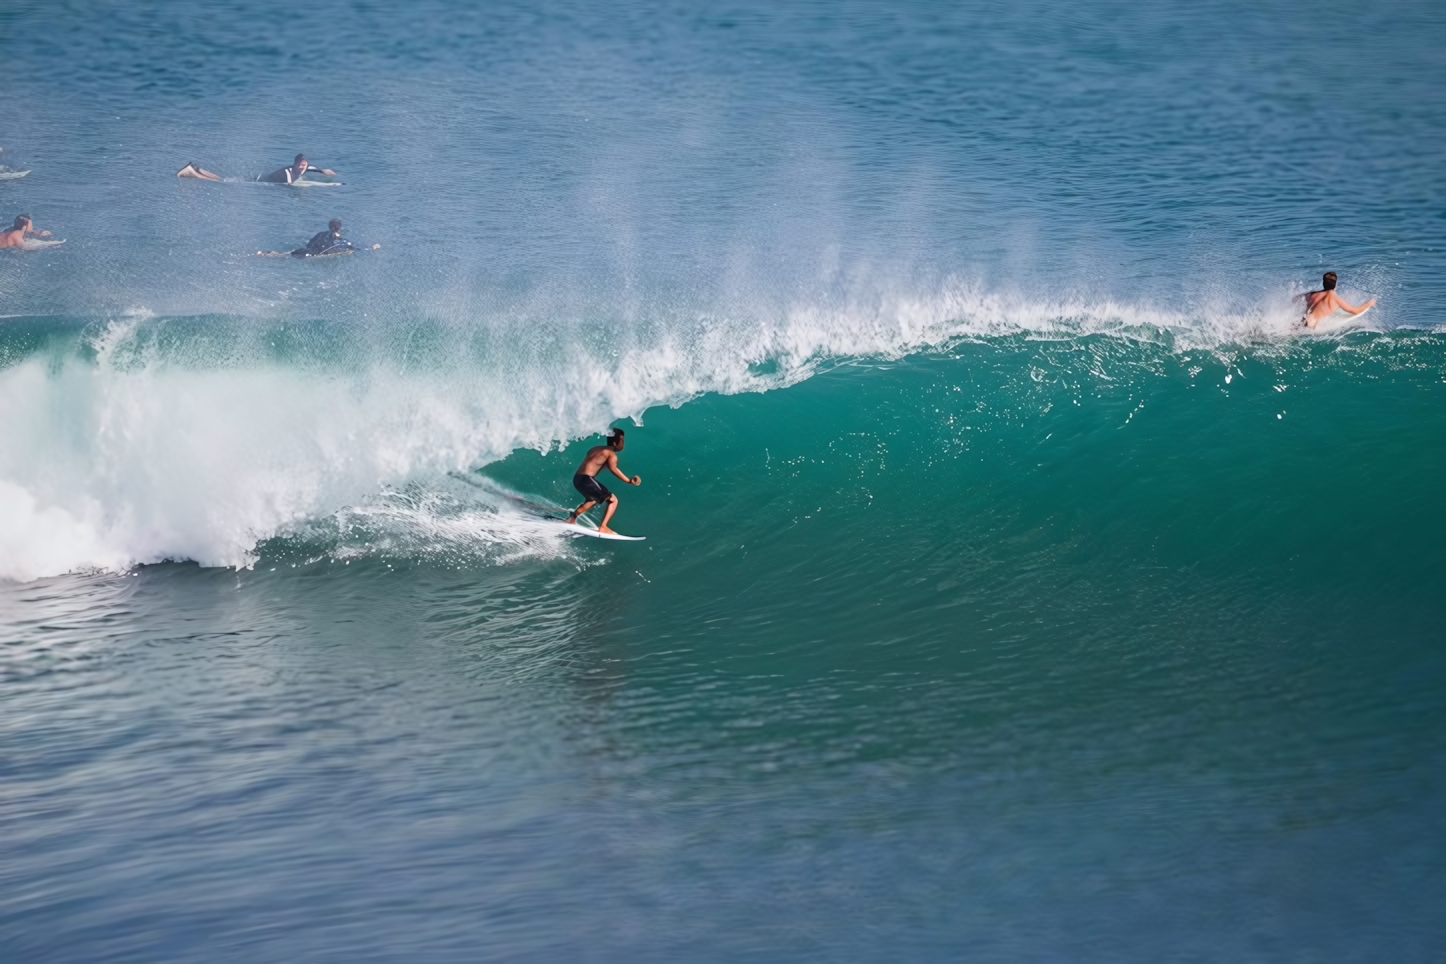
[2,1,1445,960]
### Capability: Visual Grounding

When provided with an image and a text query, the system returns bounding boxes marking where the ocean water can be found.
[3,0,1446,959]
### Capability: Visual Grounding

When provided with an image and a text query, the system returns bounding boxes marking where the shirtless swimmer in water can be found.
[566,428,641,535]
[0,214,52,249]
[1299,271,1376,329]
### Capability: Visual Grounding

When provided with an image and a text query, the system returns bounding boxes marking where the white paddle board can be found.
[1311,303,1373,334]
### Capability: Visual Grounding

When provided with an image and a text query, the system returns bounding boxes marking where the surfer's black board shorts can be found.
[573,473,613,504]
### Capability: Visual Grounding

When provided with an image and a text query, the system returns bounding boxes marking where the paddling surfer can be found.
[256,219,380,257]
[1299,272,1375,329]
[258,153,336,185]
[566,428,641,535]
[0,214,52,249]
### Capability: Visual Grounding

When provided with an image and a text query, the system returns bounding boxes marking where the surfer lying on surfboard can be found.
[177,154,337,184]
[257,219,381,257]
[258,154,337,184]
[0,214,52,249]
[1298,271,1375,329]
[566,428,641,535]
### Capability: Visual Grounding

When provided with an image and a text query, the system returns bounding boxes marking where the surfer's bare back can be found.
[567,428,641,535]
[1300,271,1375,329]
[0,214,51,248]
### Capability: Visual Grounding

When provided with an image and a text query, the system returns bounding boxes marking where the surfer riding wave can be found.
[566,428,641,535]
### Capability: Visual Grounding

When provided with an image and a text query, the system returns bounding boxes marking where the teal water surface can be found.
[2,0,1445,960]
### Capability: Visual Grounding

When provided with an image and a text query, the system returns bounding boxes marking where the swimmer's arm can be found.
[605,452,641,485]
[25,226,51,237]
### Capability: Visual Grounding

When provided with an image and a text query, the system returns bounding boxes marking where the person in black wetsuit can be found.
[294,219,354,257]
[566,428,641,535]
[256,219,378,257]
[257,153,336,184]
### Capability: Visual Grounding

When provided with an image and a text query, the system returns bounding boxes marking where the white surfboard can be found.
[238,178,342,187]
[0,169,30,180]
[1311,304,1373,334]
[555,520,645,541]
[20,238,65,249]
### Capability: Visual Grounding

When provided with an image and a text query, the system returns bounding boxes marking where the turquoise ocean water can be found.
[2,1,1445,959]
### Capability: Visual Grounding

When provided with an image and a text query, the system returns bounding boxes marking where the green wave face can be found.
[470,335,1446,656]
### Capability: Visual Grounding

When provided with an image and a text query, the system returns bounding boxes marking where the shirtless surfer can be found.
[0,214,52,249]
[566,428,641,534]
[1299,272,1376,329]
[258,154,336,184]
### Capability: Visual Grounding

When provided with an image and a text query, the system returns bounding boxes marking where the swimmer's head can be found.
[12,214,30,229]
[329,219,342,233]
[605,427,625,449]
[1322,271,1338,290]
[295,154,307,165]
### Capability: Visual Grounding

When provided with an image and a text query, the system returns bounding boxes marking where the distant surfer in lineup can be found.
[0,214,52,248]
[0,146,27,178]
[566,428,641,535]
[258,154,336,184]
[257,219,380,257]
[1299,272,1376,329]
[176,162,222,180]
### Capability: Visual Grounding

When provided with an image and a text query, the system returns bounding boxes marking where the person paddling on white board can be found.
[566,428,641,535]
[257,219,380,257]
[258,153,336,184]
[1299,272,1375,329]
[0,214,52,249]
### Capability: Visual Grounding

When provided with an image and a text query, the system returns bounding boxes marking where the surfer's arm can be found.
[25,227,51,237]
[1338,295,1376,315]
[605,454,641,485]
